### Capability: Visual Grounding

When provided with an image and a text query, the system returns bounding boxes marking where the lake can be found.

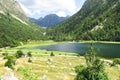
[37,42,120,58]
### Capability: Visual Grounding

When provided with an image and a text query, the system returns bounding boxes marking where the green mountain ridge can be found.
[47,0,120,41]
[0,0,45,48]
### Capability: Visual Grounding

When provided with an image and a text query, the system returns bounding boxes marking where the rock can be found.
[0,0,29,22]
[5,67,12,71]
[51,65,56,68]
[0,58,3,61]
[48,58,53,62]
[1,73,18,80]
[70,72,76,76]
[46,61,52,65]
[68,62,72,66]
[42,74,47,80]
[116,65,120,69]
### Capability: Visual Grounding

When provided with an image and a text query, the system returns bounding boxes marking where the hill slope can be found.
[0,0,28,22]
[47,0,120,41]
[30,14,68,27]
[0,0,45,48]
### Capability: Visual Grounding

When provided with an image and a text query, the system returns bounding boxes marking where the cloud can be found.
[55,11,67,17]
[17,0,78,18]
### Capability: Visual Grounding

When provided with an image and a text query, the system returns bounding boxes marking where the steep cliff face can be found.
[0,0,28,22]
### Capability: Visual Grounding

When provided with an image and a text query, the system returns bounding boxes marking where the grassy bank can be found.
[0,41,77,56]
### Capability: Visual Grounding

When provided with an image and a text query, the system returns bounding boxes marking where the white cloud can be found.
[17,0,78,18]
[55,11,67,17]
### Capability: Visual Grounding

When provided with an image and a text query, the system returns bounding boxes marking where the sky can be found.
[17,0,86,19]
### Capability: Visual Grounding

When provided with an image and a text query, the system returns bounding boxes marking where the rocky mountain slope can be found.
[47,0,120,41]
[30,14,68,27]
[0,0,28,22]
[0,0,45,48]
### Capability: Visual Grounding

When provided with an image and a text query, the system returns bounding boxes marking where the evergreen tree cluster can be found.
[0,13,46,48]
[47,0,120,42]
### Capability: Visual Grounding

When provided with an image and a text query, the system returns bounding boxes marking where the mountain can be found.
[30,14,68,27]
[47,0,120,41]
[0,0,45,48]
[0,0,28,22]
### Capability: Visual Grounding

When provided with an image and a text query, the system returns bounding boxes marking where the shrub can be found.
[45,52,48,54]
[111,58,120,66]
[50,52,54,56]
[59,53,61,55]
[28,58,32,63]
[76,54,81,57]
[5,56,15,69]
[15,50,23,58]
[2,53,8,56]
[75,45,108,80]
[2,52,8,59]
[27,51,32,57]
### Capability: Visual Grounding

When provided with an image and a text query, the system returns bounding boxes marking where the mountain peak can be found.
[30,14,69,27]
[0,0,28,22]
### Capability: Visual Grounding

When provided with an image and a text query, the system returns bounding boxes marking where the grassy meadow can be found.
[0,41,120,80]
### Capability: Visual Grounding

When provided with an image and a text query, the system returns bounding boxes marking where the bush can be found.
[2,53,8,56]
[2,53,8,59]
[50,52,54,56]
[5,56,15,69]
[28,58,32,63]
[75,45,108,80]
[111,58,120,66]
[45,52,48,54]
[76,54,81,57]
[27,51,32,57]
[15,50,23,58]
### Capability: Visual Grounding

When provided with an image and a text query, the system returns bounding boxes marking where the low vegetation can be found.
[15,50,23,58]
[111,58,120,66]
[0,41,120,80]
[0,13,46,48]
[50,52,55,56]
[4,56,15,69]
[75,46,108,80]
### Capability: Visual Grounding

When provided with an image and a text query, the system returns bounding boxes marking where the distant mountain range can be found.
[29,14,69,27]
[47,0,120,41]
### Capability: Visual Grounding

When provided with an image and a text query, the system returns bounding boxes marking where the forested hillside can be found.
[0,0,45,48]
[47,0,120,41]
[0,13,46,48]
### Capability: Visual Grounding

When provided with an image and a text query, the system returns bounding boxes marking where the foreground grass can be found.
[16,55,85,80]
[0,41,120,80]
[0,55,120,80]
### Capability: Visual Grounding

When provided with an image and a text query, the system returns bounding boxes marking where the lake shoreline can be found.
[66,40,120,44]
[1,40,120,57]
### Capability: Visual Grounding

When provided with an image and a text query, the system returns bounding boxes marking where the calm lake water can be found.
[37,43,120,58]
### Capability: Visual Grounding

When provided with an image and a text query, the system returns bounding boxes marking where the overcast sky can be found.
[17,0,86,19]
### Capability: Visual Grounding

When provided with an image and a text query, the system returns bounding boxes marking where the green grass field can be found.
[0,41,120,80]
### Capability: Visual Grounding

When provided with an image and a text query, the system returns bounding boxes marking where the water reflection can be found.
[37,43,120,58]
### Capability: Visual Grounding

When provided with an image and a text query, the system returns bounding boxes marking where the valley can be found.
[0,0,120,80]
